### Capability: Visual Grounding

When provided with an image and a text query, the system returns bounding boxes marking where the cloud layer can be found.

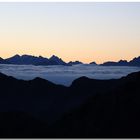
[0,64,140,86]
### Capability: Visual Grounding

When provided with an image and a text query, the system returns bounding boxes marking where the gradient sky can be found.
[0,2,140,63]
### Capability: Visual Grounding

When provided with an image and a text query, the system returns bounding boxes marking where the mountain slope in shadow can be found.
[0,112,48,138]
[0,72,140,138]
[48,71,140,138]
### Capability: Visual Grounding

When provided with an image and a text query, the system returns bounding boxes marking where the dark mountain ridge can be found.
[49,71,140,138]
[101,56,140,66]
[0,71,140,137]
[89,61,97,65]
[1,54,69,66]
[49,55,67,65]
[1,54,140,66]
[68,61,83,65]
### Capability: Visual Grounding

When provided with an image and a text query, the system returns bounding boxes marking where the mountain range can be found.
[68,61,83,65]
[0,54,69,66]
[0,54,140,66]
[101,56,140,66]
[0,71,140,137]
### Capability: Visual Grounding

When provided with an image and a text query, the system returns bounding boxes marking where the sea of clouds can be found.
[0,64,140,86]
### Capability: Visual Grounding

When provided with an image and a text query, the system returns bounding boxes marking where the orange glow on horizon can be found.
[0,3,140,64]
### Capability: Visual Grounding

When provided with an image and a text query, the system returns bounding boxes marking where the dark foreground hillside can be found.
[0,71,140,138]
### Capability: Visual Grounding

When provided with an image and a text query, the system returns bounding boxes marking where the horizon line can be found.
[0,53,139,64]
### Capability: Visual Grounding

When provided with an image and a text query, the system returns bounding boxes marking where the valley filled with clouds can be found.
[0,64,140,86]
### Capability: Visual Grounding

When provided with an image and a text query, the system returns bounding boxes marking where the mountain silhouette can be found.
[89,61,97,65]
[0,57,4,63]
[68,61,83,65]
[2,54,69,66]
[0,71,140,137]
[1,54,140,66]
[48,71,140,138]
[101,56,140,66]
[101,60,129,66]
[129,56,140,66]
[4,54,49,65]
[49,55,68,65]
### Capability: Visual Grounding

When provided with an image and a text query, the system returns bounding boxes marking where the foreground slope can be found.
[49,72,140,138]
[0,72,140,137]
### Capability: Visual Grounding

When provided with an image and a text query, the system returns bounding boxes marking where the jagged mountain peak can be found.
[12,54,21,58]
[0,57,3,60]
[68,61,83,65]
[21,54,33,57]
[49,55,67,65]
[89,61,97,65]
[49,55,61,60]
[118,60,128,63]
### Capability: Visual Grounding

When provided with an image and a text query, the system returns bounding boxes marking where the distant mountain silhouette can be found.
[1,54,140,66]
[129,56,140,66]
[89,61,97,65]
[0,71,140,137]
[101,56,140,66]
[2,54,68,66]
[49,55,68,65]
[0,57,4,63]
[101,60,128,66]
[68,61,83,65]
[4,54,49,65]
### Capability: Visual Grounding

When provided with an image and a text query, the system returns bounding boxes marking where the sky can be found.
[0,2,140,64]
